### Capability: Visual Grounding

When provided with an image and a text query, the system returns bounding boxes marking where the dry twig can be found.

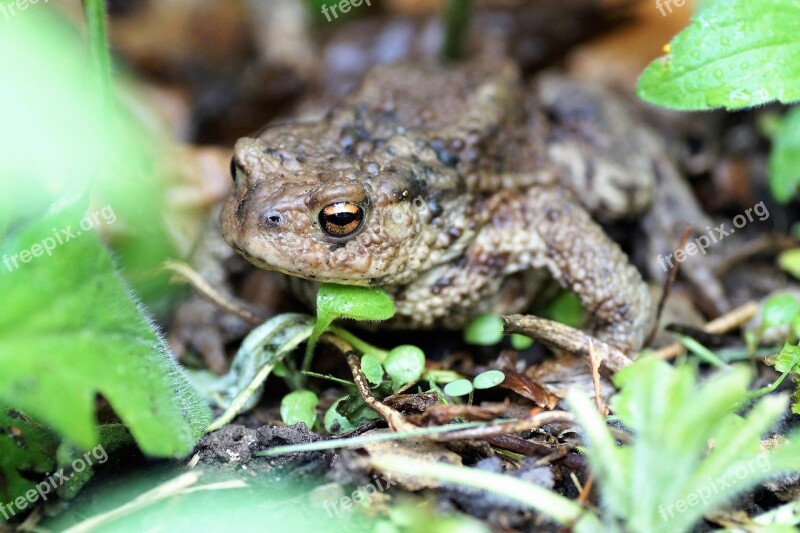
[503,314,633,373]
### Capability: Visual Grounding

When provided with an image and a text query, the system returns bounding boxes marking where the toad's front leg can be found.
[497,186,654,352]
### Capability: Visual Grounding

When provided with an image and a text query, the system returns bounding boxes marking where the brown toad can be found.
[221,61,658,352]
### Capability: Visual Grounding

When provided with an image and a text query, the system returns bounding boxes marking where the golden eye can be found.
[319,202,364,237]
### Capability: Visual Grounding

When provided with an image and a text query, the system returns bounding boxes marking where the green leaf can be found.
[0,203,211,456]
[443,379,474,397]
[541,291,585,328]
[637,0,800,111]
[0,410,58,511]
[383,345,426,390]
[473,370,505,390]
[570,357,800,532]
[770,107,800,203]
[0,11,179,308]
[778,249,800,280]
[510,334,534,350]
[762,294,800,330]
[324,398,358,434]
[463,314,504,346]
[304,284,394,370]
[280,391,319,429]
[360,353,385,386]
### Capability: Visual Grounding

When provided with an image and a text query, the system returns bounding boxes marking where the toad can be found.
[221,61,659,352]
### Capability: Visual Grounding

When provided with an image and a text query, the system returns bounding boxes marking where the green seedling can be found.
[360,353,384,386]
[464,314,504,346]
[443,371,506,405]
[303,284,395,372]
[280,390,319,429]
[383,345,426,390]
[779,249,800,281]
[748,294,800,353]
[472,370,505,389]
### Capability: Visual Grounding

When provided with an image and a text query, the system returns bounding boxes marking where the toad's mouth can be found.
[229,240,377,286]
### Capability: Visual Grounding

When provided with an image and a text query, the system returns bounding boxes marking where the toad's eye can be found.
[319,202,364,238]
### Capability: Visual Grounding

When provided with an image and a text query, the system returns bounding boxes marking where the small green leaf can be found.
[280,391,319,429]
[510,334,534,350]
[769,108,800,203]
[541,291,585,328]
[360,354,384,386]
[304,284,394,370]
[771,342,800,374]
[637,0,800,111]
[324,398,356,434]
[464,314,504,346]
[778,249,800,280]
[383,345,426,390]
[443,379,474,397]
[762,295,800,330]
[473,370,505,390]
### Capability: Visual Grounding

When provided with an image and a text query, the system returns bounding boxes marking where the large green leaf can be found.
[0,203,210,456]
[637,0,800,110]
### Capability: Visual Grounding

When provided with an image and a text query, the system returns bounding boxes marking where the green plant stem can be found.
[259,420,487,456]
[371,455,602,532]
[301,371,355,387]
[678,335,727,368]
[442,0,473,61]
[81,0,114,101]
[327,326,389,361]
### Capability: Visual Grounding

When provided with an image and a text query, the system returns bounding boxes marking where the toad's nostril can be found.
[262,210,282,227]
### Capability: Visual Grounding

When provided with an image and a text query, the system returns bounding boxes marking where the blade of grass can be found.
[258,420,491,456]
[371,454,602,532]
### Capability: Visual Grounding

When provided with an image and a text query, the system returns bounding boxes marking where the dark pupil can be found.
[319,203,363,237]
[327,210,357,226]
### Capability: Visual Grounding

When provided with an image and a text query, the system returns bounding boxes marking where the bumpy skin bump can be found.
[221,61,656,352]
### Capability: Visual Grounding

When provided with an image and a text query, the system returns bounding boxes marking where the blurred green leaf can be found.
[637,0,800,111]
[464,314,504,346]
[778,249,800,280]
[769,107,800,203]
[0,8,180,308]
[473,370,505,390]
[383,345,425,390]
[762,294,800,331]
[0,203,211,456]
[280,391,319,429]
[443,379,474,397]
[571,357,800,532]
[510,334,534,350]
[541,291,585,328]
